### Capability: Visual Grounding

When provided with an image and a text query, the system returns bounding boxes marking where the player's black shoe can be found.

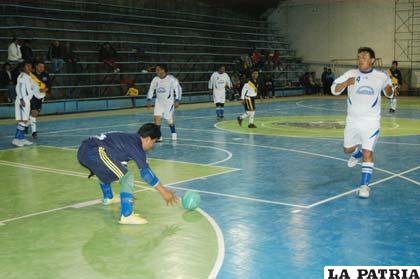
[248,124,257,128]
[32,132,38,139]
[237,116,242,126]
[389,109,396,113]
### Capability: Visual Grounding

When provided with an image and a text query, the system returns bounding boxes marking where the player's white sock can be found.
[30,116,37,133]
[390,98,397,110]
[248,111,255,124]
[240,113,248,120]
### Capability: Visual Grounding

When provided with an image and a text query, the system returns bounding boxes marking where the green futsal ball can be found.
[182,191,201,210]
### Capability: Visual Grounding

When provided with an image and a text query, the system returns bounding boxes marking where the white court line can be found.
[196,208,225,279]
[173,143,233,166]
[181,137,420,186]
[0,189,149,224]
[0,104,300,139]
[0,159,227,278]
[306,165,420,208]
[0,158,306,209]
[38,144,238,169]
[295,100,346,112]
[213,119,420,146]
[160,184,308,209]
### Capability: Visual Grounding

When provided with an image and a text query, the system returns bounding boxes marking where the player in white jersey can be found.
[208,65,232,120]
[331,47,393,198]
[12,61,38,147]
[147,64,182,141]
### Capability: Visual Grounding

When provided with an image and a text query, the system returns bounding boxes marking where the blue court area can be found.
[0,97,419,278]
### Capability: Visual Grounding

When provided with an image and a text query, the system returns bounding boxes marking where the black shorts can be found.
[30,97,43,111]
[244,97,256,111]
[77,141,127,184]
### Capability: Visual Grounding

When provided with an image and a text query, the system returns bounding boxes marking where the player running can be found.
[331,47,393,198]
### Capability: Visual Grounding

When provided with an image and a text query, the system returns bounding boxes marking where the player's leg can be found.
[77,144,118,205]
[389,97,397,113]
[219,103,225,119]
[154,101,163,141]
[237,99,249,126]
[215,102,221,119]
[78,144,146,224]
[357,124,380,198]
[247,98,257,128]
[13,98,32,147]
[219,92,226,119]
[164,103,177,141]
[343,122,362,167]
[216,103,222,120]
[29,97,40,139]
[214,91,224,120]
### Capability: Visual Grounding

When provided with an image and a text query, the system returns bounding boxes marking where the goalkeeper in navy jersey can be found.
[77,123,178,225]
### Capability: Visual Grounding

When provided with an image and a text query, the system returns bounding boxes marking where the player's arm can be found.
[174,78,182,108]
[226,74,232,89]
[330,70,355,95]
[139,166,178,205]
[16,78,26,107]
[240,83,248,104]
[208,73,214,91]
[146,78,157,106]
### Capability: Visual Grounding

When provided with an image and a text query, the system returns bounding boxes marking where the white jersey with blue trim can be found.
[208,72,232,94]
[147,74,182,103]
[331,68,392,121]
[15,72,37,100]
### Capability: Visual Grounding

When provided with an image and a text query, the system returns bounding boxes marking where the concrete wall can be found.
[267,0,396,79]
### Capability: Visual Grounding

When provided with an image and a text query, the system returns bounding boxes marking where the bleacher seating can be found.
[0,0,307,101]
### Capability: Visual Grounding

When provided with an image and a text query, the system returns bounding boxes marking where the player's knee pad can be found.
[119,171,135,193]
[166,118,174,125]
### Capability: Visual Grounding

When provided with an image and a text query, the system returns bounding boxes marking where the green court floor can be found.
[0,146,233,279]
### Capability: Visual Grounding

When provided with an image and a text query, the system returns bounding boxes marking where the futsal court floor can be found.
[0,96,419,279]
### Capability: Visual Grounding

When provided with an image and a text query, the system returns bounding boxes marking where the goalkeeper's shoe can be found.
[119,213,148,225]
[102,195,120,206]
[12,139,24,147]
[22,139,33,146]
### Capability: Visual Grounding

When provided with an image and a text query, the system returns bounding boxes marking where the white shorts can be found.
[344,119,380,151]
[154,100,174,121]
[15,98,31,121]
[213,91,226,104]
